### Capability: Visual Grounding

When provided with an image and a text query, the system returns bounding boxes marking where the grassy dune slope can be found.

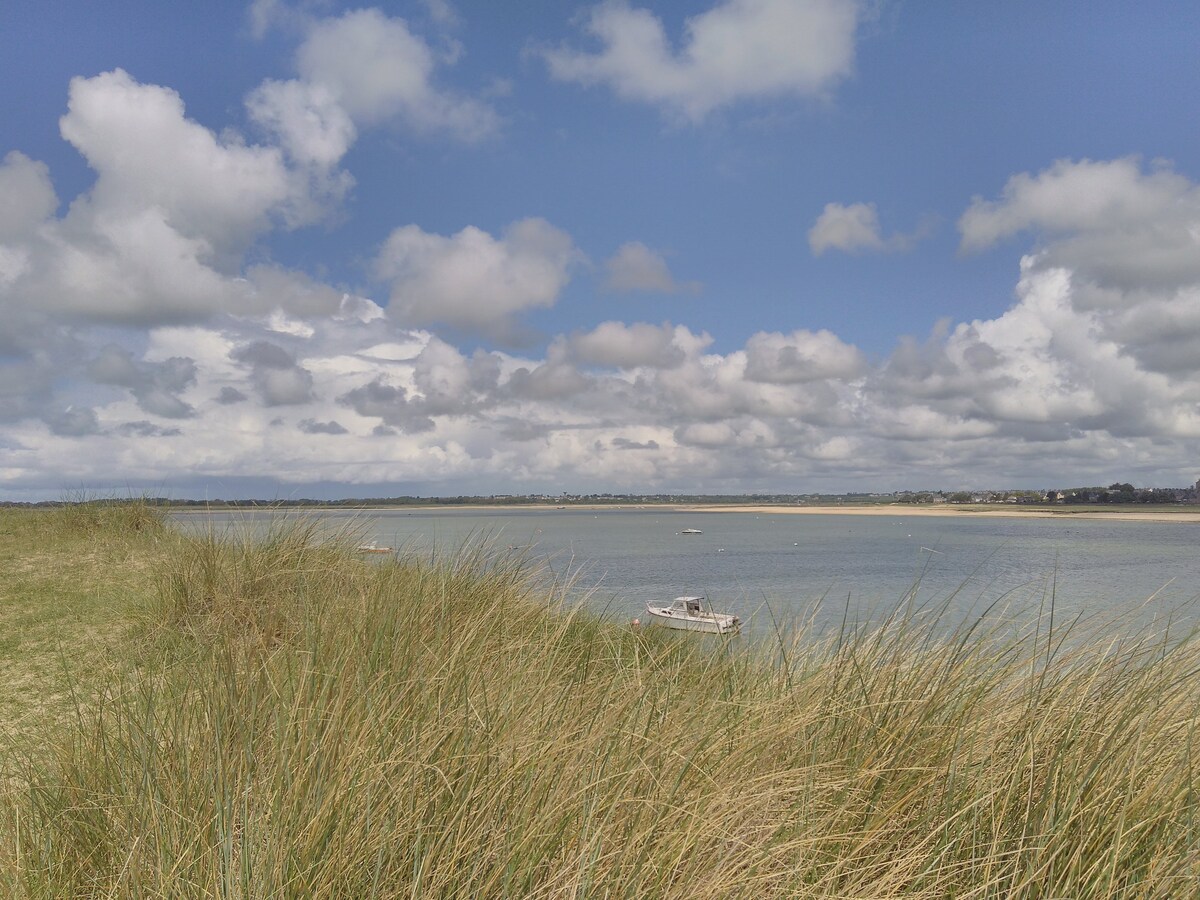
[0,504,174,748]
[2,506,1199,897]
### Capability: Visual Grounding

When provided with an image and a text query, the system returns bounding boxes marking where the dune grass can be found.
[0,499,173,748]
[2,506,1199,897]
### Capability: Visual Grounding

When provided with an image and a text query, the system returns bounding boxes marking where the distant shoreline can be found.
[167,502,1200,523]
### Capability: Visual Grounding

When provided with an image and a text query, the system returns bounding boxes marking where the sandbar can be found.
[684,504,1200,523]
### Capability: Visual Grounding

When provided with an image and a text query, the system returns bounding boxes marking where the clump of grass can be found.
[37,492,167,538]
[154,517,358,647]
[5,518,1200,897]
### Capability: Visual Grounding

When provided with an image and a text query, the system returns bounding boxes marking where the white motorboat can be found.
[645,596,741,635]
[678,528,702,534]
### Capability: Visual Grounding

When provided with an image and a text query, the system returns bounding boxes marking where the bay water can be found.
[174,507,1200,640]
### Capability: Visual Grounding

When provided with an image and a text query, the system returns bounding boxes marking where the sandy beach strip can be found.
[684,504,1200,523]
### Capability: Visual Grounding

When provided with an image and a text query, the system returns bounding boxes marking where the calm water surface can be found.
[174,508,1200,639]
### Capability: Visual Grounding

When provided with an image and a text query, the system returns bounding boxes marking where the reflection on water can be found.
[172,508,1200,640]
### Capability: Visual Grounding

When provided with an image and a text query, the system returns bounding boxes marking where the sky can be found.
[2,0,1200,500]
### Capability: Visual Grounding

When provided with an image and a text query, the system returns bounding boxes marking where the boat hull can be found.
[645,606,740,635]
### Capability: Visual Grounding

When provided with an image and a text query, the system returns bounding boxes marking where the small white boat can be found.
[678,528,702,535]
[355,542,392,554]
[645,596,741,635]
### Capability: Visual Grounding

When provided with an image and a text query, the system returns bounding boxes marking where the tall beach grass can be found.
[2,507,1199,897]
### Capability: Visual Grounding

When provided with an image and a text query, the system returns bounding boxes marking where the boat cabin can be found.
[670,596,706,615]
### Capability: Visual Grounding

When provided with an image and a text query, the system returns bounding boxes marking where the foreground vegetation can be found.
[2,505,1199,897]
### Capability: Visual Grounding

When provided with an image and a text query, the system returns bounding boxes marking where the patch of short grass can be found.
[0,501,173,748]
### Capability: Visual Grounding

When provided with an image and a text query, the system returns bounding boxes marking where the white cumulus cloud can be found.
[808,202,926,255]
[60,70,294,257]
[959,157,1195,256]
[374,218,581,341]
[246,78,358,168]
[301,9,484,131]
[542,0,862,122]
[252,7,498,145]
[0,71,356,333]
[9,254,1200,496]
[743,329,866,383]
[603,242,701,293]
[0,152,58,243]
[808,201,884,254]
[959,157,1200,376]
[568,321,697,368]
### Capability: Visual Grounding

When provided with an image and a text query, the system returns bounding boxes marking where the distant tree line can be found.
[2,483,1195,509]
[1048,484,1193,504]
[897,483,1197,505]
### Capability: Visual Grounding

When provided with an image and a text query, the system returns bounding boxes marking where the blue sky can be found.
[2,0,1200,499]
